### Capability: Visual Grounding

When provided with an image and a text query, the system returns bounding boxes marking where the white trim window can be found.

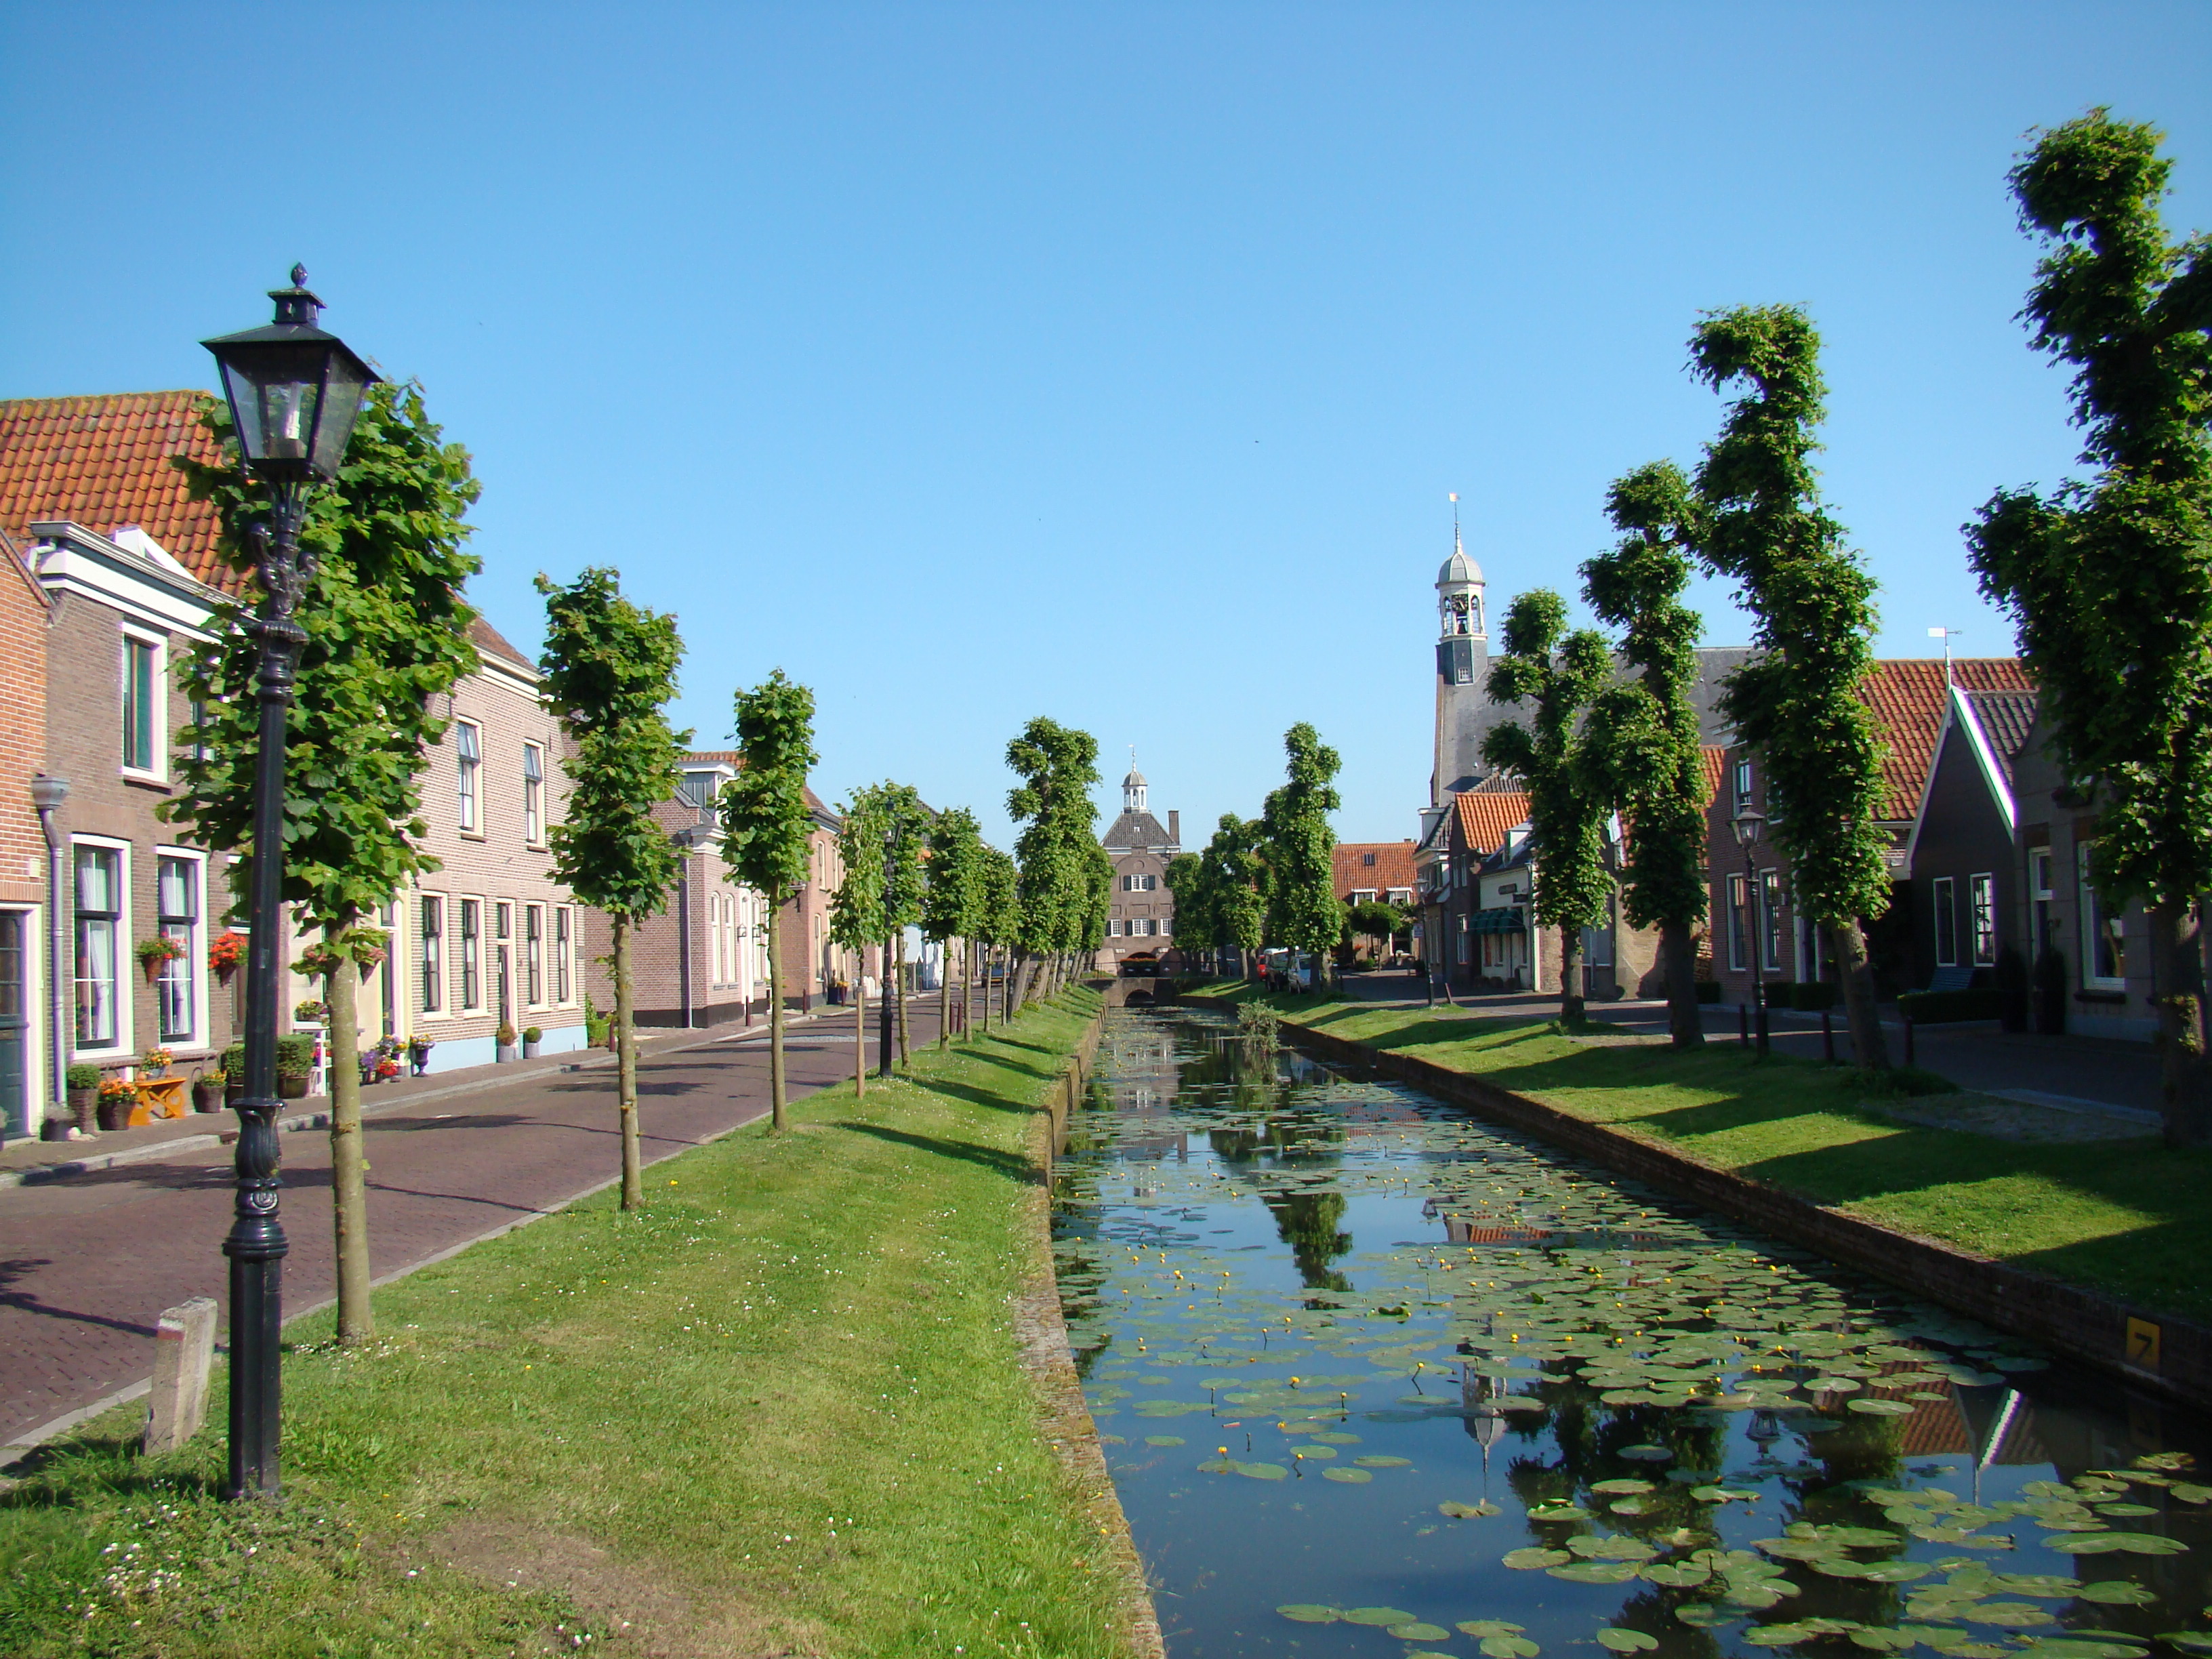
[420,894,446,1014]
[456,720,483,832]
[1932,876,1958,968]
[1726,874,1749,972]
[2028,848,2055,962]
[523,742,546,844]
[2079,841,2126,990]
[526,903,545,1006]
[1969,873,1997,968]
[554,906,573,1004]
[155,853,204,1045]
[459,899,483,1011]
[1106,918,1122,938]
[1759,870,1784,974]
[121,630,165,779]
[73,841,128,1052]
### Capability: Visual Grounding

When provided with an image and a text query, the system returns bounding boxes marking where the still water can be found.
[1050,1008,2211,1659]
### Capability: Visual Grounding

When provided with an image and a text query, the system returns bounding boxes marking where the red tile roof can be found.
[0,390,231,588]
[1454,791,1530,857]
[1700,746,1728,808]
[468,616,535,672]
[1334,840,1416,897]
[1862,659,2034,819]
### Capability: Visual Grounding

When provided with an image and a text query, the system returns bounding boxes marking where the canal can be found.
[1050,1007,2211,1659]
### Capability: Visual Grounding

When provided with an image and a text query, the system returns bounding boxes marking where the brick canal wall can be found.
[1179,994,2211,1414]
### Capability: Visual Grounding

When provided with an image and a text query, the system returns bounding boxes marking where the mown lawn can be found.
[0,989,1137,1659]
[1185,981,2212,1326]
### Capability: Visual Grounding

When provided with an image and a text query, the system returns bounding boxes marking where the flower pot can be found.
[192,1080,225,1113]
[96,1097,131,1131]
[68,1086,99,1135]
[522,1039,541,1059]
[495,1042,518,1063]
[276,1071,310,1101]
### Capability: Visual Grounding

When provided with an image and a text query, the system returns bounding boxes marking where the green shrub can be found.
[523,1025,543,1043]
[221,1043,245,1081]
[65,1062,102,1090]
[275,1033,316,1073]
[1896,987,2004,1024]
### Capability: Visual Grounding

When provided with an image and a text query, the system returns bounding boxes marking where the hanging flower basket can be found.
[136,937,187,979]
[209,932,247,977]
[295,1000,331,1023]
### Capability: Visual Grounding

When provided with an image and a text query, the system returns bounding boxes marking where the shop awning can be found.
[1471,907,1525,934]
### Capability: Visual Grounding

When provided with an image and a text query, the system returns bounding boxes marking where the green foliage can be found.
[1482,591,1615,937]
[719,669,818,908]
[1004,718,1105,956]
[64,1063,101,1090]
[1259,724,1342,960]
[535,569,690,922]
[849,781,931,940]
[830,792,888,956]
[923,807,989,945]
[1581,462,1711,935]
[161,384,481,928]
[1685,306,1890,929]
[1345,899,1409,947]
[1967,110,2212,915]
[976,844,1022,948]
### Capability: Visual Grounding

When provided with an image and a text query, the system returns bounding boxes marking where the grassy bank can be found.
[1185,981,2212,1326]
[0,989,1136,1659]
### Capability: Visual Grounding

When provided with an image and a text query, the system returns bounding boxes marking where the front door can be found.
[0,912,28,1137]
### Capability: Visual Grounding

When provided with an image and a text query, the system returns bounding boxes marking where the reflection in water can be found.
[1052,1010,2211,1659]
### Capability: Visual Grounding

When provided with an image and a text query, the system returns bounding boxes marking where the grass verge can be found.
[1,987,1138,1659]
[1181,980,2212,1326]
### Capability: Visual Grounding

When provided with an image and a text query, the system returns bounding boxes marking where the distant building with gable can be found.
[1098,762,1179,971]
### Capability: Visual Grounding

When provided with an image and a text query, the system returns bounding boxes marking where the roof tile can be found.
[1862,659,2034,819]
[1333,840,1416,897]
[1454,791,1530,857]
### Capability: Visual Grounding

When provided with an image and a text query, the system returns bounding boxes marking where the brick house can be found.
[0,532,51,1137]
[1098,765,1180,971]
[1334,840,1415,960]
[1704,658,2034,1008]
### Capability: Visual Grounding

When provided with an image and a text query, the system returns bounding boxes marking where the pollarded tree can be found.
[1345,899,1410,964]
[1968,112,2212,1146]
[1483,590,1614,1026]
[830,789,887,1094]
[1202,813,1267,977]
[1260,723,1343,993]
[978,844,1021,1026]
[536,568,689,1209]
[1164,852,1210,973]
[718,670,817,1132]
[1582,461,1712,1049]
[871,782,931,1073]
[1006,717,1102,1008]
[1685,305,1892,1068]
[924,806,987,1048]
[164,381,481,1344]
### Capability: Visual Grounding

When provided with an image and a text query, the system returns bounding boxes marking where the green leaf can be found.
[1597,1631,1660,1653]
[1275,1605,1338,1622]
[1340,1607,1416,1626]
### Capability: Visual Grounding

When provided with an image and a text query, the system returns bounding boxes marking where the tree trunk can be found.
[614,914,643,1209]
[939,940,951,1049]
[1660,918,1704,1050]
[1826,919,1890,1069]
[879,937,896,1078]
[325,920,373,1345]
[854,970,868,1097]
[2148,900,2212,1148]
[896,933,911,1064]
[766,903,787,1132]
[1557,926,1586,1026]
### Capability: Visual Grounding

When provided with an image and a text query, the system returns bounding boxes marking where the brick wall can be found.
[0,541,45,907]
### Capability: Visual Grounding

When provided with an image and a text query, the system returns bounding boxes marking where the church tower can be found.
[1432,529,1492,805]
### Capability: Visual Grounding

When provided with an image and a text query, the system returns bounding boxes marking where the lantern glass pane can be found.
[308,351,373,478]
[216,341,329,468]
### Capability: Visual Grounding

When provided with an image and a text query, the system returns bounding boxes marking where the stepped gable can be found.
[1453,790,1530,857]
[0,390,231,588]
[1860,659,2034,820]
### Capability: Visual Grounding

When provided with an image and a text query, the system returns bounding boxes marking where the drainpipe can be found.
[31,775,70,1141]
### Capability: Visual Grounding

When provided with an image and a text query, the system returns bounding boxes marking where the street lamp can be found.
[30,776,69,1142]
[880,823,898,1079]
[201,269,378,1500]
[1732,806,1769,1057]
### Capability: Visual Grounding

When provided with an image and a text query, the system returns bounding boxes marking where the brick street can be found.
[0,1001,947,1448]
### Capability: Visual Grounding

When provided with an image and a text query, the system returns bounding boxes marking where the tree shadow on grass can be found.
[0,1433,219,1502]
[907,1076,1034,1117]
[954,1046,1059,1083]
[834,1122,1029,1180]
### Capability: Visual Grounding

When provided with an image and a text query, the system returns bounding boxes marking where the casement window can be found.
[1726,874,1749,972]
[554,907,573,1003]
[1734,758,1754,813]
[525,905,544,1005]
[1456,914,1469,965]
[1106,919,1122,938]
[420,895,445,1013]
[459,899,483,1010]
[1122,874,1157,893]
[2028,848,2054,962]
[1933,876,1958,968]
[73,843,125,1050]
[156,855,202,1044]
[1969,874,1997,968]
[456,721,482,832]
[2079,842,2125,989]
[121,633,163,776]
[524,743,546,843]
[1351,888,1376,904]
[1759,871,1784,974]
[1156,916,1170,936]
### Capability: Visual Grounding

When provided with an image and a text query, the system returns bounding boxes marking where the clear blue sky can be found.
[3,3,2206,849]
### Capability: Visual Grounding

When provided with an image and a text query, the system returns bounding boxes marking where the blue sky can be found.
[3,3,2207,848]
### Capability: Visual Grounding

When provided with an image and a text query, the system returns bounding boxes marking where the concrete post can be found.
[143,1296,218,1455]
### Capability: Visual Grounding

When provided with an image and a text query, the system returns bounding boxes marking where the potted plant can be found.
[495,1022,519,1063]
[207,930,247,979]
[295,999,330,1024]
[192,1067,226,1113]
[96,1076,139,1131]
[275,1033,316,1100]
[407,1033,434,1076]
[221,1043,246,1106]
[521,1025,543,1059]
[63,1063,102,1138]
[373,1054,403,1082]
[139,1047,175,1078]
[136,937,187,980]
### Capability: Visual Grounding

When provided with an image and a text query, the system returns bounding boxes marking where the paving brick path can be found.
[0,1002,945,1450]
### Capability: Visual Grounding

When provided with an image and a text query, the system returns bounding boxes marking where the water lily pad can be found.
[1593,1478,1657,1494]
[2097,1504,2160,1518]
[1233,1460,1288,1479]
[1968,1603,2056,1628]
[1597,1633,1660,1654]
[1322,1467,1371,1483]
[1502,1547,1571,1570]
[1610,1498,1650,1515]
[1481,1638,1540,1659]
[2168,1483,2212,1505]
[1528,1502,1587,1521]
[2154,1636,2212,1655]
[1292,1444,1338,1460]
[1676,1604,1740,1628]
[2078,1583,2159,1606]
[1621,1443,1675,1462]
[1550,1561,1641,1584]
[1276,1605,1338,1622]
[1643,1564,1712,1586]
[1353,1454,1411,1469]
[1745,1623,1818,1647]
[1340,1605,1417,1626]
[1849,1631,1915,1652]
[2063,1533,2189,1556]
[1440,1500,1502,1518]
[1310,1431,1361,1444]
[1389,1624,1454,1641]
[1143,1435,1185,1446]
[1457,1620,1527,1638]
[1851,1398,1917,1416]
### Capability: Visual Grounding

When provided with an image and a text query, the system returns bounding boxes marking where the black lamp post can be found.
[879,823,897,1079]
[30,775,69,1142]
[202,269,378,1500]
[1732,806,1769,1059]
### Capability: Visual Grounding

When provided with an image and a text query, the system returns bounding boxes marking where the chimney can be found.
[1168,809,1180,847]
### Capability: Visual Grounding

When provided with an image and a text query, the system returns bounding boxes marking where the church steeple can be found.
[1432,504,1494,806]
[1122,755,1147,814]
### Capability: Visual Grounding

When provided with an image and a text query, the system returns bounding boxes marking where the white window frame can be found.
[420,892,448,1016]
[70,836,132,1057]
[1759,869,1784,975]
[2028,848,2054,962]
[1351,888,1376,904]
[459,897,485,1012]
[1932,875,1958,968]
[456,720,483,834]
[1726,874,1748,972]
[153,847,209,1050]
[1968,872,1996,968]
[2078,841,2125,991]
[119,628,168,783]
[523,742,546,845]
[554,905,573,1004]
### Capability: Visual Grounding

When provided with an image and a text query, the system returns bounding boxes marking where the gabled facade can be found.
[1098,765,1179,969]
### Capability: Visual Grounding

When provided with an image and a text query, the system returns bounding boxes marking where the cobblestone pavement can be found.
[0,1001,945,1449]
